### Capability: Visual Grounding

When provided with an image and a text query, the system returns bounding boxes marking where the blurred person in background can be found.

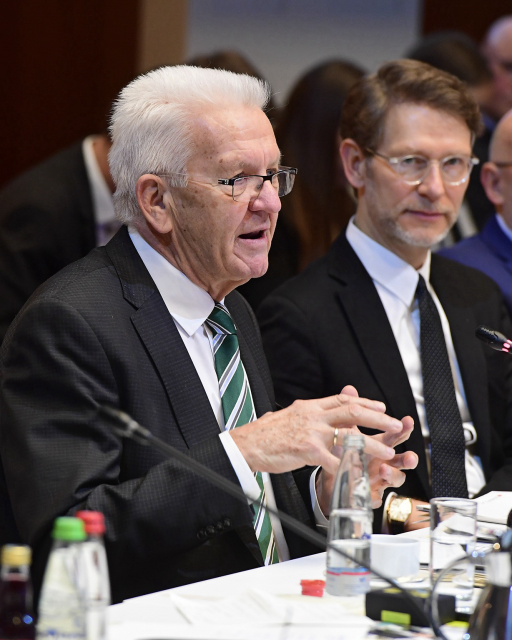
[239,60,365,309]
[0,133,119,344]
[407,31,495,237]
[440,109,512,315]
[483,17,512,122]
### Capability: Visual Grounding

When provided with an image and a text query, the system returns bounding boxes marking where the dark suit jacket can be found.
[439,215,512,317]
[0,141,96,343]
[0,227,317,604]
[258,231,512,518]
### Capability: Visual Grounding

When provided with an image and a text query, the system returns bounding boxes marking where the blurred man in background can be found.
[440,109,512,315]
[0,134,119,343]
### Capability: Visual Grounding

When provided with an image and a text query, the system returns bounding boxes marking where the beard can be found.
[381,210,456,248]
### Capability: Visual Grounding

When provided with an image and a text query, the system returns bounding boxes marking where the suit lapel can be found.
[327,234,430,497]
[430,256,491,470]
[105,230,263,564]
[482,216,512,276]
[104,228,221,448]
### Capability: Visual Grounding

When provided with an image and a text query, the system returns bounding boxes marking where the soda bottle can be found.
[75,512,110,640]
[325,433,373,596]
[0,544,35,639]
[36,517,87,640]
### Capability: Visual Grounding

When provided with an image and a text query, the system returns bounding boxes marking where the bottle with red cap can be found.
[75,512,110,640]
[0,544,35,639]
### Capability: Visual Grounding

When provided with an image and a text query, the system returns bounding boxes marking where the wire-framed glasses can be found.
[366,148,479,186]
[158,167,297,203]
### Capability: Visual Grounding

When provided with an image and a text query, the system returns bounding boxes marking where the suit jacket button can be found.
[197,529,207,540]
[223,518,231,529]
[206,525,216,537]
[215,521,224,532]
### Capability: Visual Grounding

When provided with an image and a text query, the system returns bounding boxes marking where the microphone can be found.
[475,326,512,354]
[98,406,432,629]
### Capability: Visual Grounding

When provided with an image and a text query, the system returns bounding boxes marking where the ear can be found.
[135,174,175,234]
[339,139,367,190]
[481,162,504,209]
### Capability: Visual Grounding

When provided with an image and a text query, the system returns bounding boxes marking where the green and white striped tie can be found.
[206,302,279,565]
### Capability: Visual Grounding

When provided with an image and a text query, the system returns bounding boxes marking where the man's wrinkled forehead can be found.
[189,107,280,172]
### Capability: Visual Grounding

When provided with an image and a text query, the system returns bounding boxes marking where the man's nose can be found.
[249,180,282,213]
[417,160,446,200]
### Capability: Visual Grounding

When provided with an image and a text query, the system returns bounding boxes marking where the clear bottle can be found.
[36,517,87,640]
[325,433,373,596]
[75,512,110,640]
[0,544,35,639]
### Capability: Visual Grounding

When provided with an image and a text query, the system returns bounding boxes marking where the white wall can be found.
[187,0,422,105]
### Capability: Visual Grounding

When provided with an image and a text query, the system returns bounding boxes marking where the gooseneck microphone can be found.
[98,406,434,633]
[475,326,512,354]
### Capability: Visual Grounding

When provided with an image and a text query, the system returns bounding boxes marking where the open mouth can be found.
[238,230,266,240]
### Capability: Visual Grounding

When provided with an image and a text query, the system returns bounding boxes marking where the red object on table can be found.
[300,579,325,597]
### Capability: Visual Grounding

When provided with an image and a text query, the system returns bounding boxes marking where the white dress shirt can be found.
[346,218,486,498]
[496,213,512,242]
[128,227,291,561]
[82,136,120,246]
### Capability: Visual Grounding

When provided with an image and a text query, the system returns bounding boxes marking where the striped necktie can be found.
[206,303,279,565]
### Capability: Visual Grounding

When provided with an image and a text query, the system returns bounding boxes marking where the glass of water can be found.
[429,498,477,601]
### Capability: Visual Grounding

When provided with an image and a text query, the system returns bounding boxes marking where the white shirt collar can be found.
[82,136,116,225]
[346,216,431,307]
[128,227,217,336]
[496,213,512,244]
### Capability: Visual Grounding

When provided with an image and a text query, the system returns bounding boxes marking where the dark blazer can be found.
[258,231,512,515]
[439,215,512,317]
[0,227,317,604]
[0,141,96,343]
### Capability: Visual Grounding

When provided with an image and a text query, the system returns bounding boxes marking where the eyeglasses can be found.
[366,149,479,186]
[158,167,297,203]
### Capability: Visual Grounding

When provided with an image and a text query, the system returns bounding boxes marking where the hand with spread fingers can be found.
[314,386,418,515]
[230,384,417,514]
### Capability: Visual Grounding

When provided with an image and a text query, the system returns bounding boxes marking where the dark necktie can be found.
[205,303,278,565]
[415,275,468,498]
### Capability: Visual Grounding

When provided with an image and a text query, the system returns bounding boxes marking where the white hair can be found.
[109,65,271,223]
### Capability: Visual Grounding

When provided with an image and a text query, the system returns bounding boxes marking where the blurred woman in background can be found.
[238,59,366,309]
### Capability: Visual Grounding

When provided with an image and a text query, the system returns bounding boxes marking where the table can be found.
[107,552,375,640]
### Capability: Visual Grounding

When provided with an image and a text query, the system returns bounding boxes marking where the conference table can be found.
[106,541,473,640]
[107,491,512,639]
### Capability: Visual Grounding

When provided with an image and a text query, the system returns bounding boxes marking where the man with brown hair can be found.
[259,59,512,532]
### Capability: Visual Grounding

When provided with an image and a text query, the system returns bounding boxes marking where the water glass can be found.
[430,497,477,601]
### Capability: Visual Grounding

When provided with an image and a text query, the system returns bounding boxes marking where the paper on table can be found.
[474,491,512,525]
[170,588,371,627]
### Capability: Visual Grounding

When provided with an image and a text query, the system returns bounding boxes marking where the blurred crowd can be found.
[2,17,512,335]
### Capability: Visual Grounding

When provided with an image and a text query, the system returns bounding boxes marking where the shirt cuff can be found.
[218,431,261,503]
[309,467,329,531]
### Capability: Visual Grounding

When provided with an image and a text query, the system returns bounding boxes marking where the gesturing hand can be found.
[315,386,418,514]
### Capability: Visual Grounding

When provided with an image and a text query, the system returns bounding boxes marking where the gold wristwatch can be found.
[387,496,412,534]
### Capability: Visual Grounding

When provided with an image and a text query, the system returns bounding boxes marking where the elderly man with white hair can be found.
[0,66,417,604]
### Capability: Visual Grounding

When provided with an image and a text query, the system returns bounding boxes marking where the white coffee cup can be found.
[370,534,420,579]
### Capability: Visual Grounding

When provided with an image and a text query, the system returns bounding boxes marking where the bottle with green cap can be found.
[36,517,87,640]
[0,544,35,639]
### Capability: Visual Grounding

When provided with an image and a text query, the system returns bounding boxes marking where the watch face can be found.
[390,498,412,523]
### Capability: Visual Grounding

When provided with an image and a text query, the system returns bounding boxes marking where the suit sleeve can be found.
[258,293,325,408]
[0,296,254,597]
[0,204,65,343]
[477,295,512,495]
